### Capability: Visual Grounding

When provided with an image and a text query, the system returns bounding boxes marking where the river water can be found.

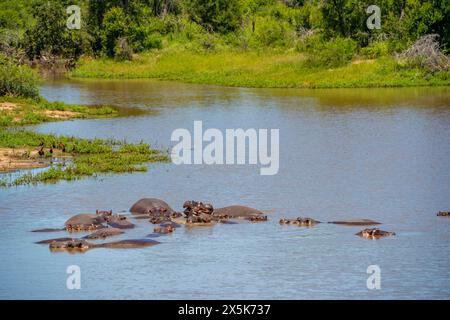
[0,79,449,299]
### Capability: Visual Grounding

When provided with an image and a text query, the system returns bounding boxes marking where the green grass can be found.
[0,96,118,127]
[0,129,169,186]
[0,97,168,187]
[71,48,450,88]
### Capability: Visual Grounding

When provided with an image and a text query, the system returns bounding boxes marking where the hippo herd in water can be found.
[31,198,450,253]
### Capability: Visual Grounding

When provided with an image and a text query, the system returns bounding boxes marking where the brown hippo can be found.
[248,215,268,222]
[96,239,160,249]
[106,215,135,229]
[129,198,175,215]
[154,225,175,234]
[212,205,263,219]
[328,219,381,226]
[356,228,396,239]
[437,211,450,217]
[31,228,65,233]
[64,214,106,232]
[49,239,91,252]
[49,239,160,252]
[279,217,320,226]
[36,237,74,244]
[160,221,181,228]
[83,227,124,240]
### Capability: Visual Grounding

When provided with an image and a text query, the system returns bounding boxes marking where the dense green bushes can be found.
[0,55,39,98]
[300,36,358,68]
[0,0,449,69]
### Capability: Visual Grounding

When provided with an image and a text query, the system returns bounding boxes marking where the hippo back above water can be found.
[129,198,174,215]
[213,205,263,218]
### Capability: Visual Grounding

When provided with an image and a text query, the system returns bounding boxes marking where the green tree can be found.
[184,0,242,33]
[101,7,129,57]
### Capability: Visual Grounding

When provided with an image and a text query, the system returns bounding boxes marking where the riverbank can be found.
[0,97,169,186]
[71,49,450,88]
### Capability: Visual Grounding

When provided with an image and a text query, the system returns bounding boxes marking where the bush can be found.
[305,37,357,68]
[253,16,291,47]
[101,7,129,58]
[129,25,163,52]
[360,41,389,59]
[0,55,39,98]
[184,0,242,34]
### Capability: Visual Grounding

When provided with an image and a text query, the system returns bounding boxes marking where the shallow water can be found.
[1,79,449,299]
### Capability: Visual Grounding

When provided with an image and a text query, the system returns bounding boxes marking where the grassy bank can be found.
[0,97,169,187]
[71,49,450,88]
[0,96,118,127]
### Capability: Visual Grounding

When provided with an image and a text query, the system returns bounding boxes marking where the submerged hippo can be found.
[212,205,263,219]
[129,198,175,215]
[31,228,65,233]
[279,217,320,226]
[49,239,160,252]
[437,211,450,217]
[96,239,160,249]
[154,225,175,234]
[356,228,396,239]
[65,214,105,232]
[328,219,381,226]
[159,221,181,228]
[49,239,91,252]
[106,216,135,229]
[83,227,124,240]
[36,237,75,244]
[248,215,268,222]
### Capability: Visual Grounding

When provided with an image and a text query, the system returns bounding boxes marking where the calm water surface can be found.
[0,79,449,299]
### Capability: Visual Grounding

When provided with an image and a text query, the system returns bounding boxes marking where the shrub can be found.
[0,55,39,98]
[305,37,357,68]
[360,41,389,59]
[101,7,129,58]
[184,0,242,34]
[129,25,163,52]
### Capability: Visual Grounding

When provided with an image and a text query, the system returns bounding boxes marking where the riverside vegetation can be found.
[1,1,448,88]
[0,55,169,187]
[0,1,449,184]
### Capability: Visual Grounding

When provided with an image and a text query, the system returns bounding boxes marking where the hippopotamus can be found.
[31,228,65,233]
[183,200,214,224]
[64,214,106,232]
[83,227,124,240]
[248,215,268,222]
[279,217,320,226]
[328,219,381,226]
[212,205,263,219]
[154,225,175,234]
[36,237,75,244]
[49,239,91,252]
[49,239,160,252]
[129,198,175,215]
[106,215,135,229]
[96,239,160,249]
[437,211,450,217]
[160,221,181,228]
[356,228,395,239]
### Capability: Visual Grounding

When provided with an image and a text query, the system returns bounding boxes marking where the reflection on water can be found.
[0,79,449,299]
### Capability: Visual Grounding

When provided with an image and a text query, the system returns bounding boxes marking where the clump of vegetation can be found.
[0,96,117,127]
[0,55,39,98]
[0,129,169,187]
[1,0,450,86]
